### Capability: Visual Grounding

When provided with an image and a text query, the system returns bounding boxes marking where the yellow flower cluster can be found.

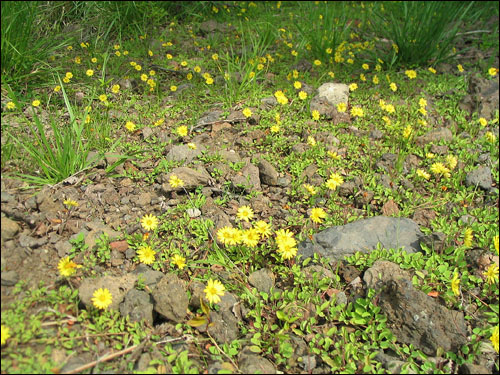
[274,90,288,105]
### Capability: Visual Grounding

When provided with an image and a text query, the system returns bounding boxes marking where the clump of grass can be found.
[368,1,475,68]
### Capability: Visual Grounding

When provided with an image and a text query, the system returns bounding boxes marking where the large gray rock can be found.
[364,261,468,356]
[298,216,422,261]
[160,167,213,194]
[79,274,138,311]
[416,127,453,145]
[151,273,189,323]
[257,159,279,186]
[317,82,349,106]
[120,289,154,325]
[465,166,492,191]
[1,217,20,240]
[231,163,261,193]
[166,144,202,163]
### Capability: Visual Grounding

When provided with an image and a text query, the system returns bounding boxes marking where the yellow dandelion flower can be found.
[313,59,321,66]
[99,94,108,102]
[372,75,379,84]
[254,220,272,238]
[483,264,499,284]
[169,175,184,188]
[92,288,113,310]
[170,85,177,92]
[242,108,252,118]
[141,214,158,231]
[137,245,156,265]
[204,279,225,304]
[416,169,431,180]
[446,155,458,170]
[298,91,307,100]
[1,325,11,346]
[337,102,347,112]
[488,67,498,77]
[270,125,280,133]
[451,273,460,296]
[172,254,186,270]
[350,106,364,117]
[294,81,302,89]
[463,228,473,247]
[58,256,80,277]
[326,173,344,190]
[485,131,496,143]
[405,70,417,79]
[242,228,260,248]
[237,205,254,222]
[63,199,79,207]
[428,67,436,74]
[390,82,397,92]
[86,69,94,77]
[125,121,136,132]
[310,207,327,223]
[349,83,358,91]
[176,125,188,137]
[494,235,499,254]
[312,110,320,121]
[479,117,488,127]
[32,100,41,107]
[112,84,120,94]
[362,63,369,70]
[490,325,499,353]
[457,64,464,72]
[6,101,16,110]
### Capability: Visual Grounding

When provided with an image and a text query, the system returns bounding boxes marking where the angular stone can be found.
[151,274,189,323]
[364,261,468,356]
[257,159,279,186]
[317,82,349,106]
[161,167,213,194]
[1,217,20,240]
[78,274,137,311]
[248,268,275,294]
[166,144,202,164]
[416,127,453,145]
[120,289,154,325]
[465,166,492,191]
[231,163,261,193]
[298,216,422,261]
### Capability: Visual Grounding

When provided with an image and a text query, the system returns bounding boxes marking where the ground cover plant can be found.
[1,1,499,374]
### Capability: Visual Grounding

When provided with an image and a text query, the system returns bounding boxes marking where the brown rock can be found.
[382,199,400,216]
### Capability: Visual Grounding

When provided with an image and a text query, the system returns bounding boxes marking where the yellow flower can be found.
[494,235,499,254]
[169,174,184,188]
[194,65,201,73]
[490,325,499,353]
[187,72,193,80]
[310,207,327,223]
[242,228,260,248]
[483,264,499,284]
[303,183,317,195]
[257,63,264,70]
[212,53,219,61]
[252,221,271,239]
[187,142,197,150]
[350,106,364,117]
[176,125,188,137]
[140,74,148,82]
[328,150,341,160]
[360,73,366,82]
[313,59,321,66]
[6,101,16,110]
[63,199,79,207]
[384,104,395,114]
[92,288,113,310]
[115,51,121,57]
[298,91,307,100]
[372,75,379,84]
[135,64,142,71]
[428,67,436,74]
[74,56,81,64]
[463,228,473,247]
[1,325,11,346]
[270,125,280,133]
[430,162,450,177]
[405,70,417,79]
[137,245,156,265]
[58,256,80,277]
[276,235,297,260]
[125,121,136,132]
[451,273,460,296]
[170,85,177,92]
[65,72,73,79]
[446,155,457,170]
[312,110,320,121]
[390,82,397,92]
[307,136,316,146]
[99,94,107,102]
[403,125,412,139]
[91,57,97,63]
[111,84,120,94]
[426,152,435,159]
[237,205,254,222]
[292,70,299,79]
[148,50,153,57]
[457,64,464,73]
[416,169,431,180]
[242,108,252,118]
[347,58,354,64]
[485,131,496,143]
[172,254,186,270]
[205,77,214,85]
[335,102,347,113]
[326,48,333,54]
[419,98,427,108]
[54,85,61,93]
[328,71,335,78]
[479,117,488,127]
[141,214,158,231]
[204,279,225,304]
[32,100,41,107]
[86,69,94,77]
[362,63,369,70]
[326,173,344,190]
[293,81,302,89]
[349,83,358,91]
[488,67,498,77]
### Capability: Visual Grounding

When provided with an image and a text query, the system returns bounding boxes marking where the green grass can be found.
[1,1,499,374]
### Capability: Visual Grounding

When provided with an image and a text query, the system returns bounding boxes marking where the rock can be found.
[231,163,261,193]
[309,95,350,124]
[292,59,312,72]
[412,208,436,228]
[1,270,19,286]
[197,110,224,128]
[207,293,240,344]
[257,159,279,186]
[160,167,213,194]
[459,74,499,120]
[364,261,468,356]
[1,192,14,203]
[465,166,492,191]
[132,264,164,288]
[110,240,129,253]
[78,274,137,311]
[381,199,400,216]
[151,273,189,323]
[130,192,152,207]
[416,127,453,145]
[120,289,154,325]
[166,144,202,164]
[458,363,492,374]
[298,216,422,261]
[317,82,349,106]
[303,265,334,281]
[370,129,384,140]
[19,233,47,248]
[419,232,447,252]
[260,96,278,109]
[141,126,153,139]
[186,208,201,218]
[82,221,122,250]
[1,217,20,240]
[55,240,73,257]
[238,348,276,374]
[248,268,275,294]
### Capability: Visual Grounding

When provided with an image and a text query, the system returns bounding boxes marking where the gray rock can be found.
[239,348,276,374]
[79,274,137,311]
[151,274,189,323]
[460,75,499,120]
[141,126,153,139]
[186,208,201,218]
[458,363,492,374]
[364,261,468,356]
[80,221,121,250]
[231,163,261,193]
[207,309,239,344]
[55,240,73,257]
[257,159,279,186]
[1,192,14,203]
[416,127,453,145]
[219,150,241,164]
[120,289,154,325]
[260,96,278,109]
[1,217,20,240]
[419,232,447,252]
[1,270,19,286]
[465,166,492,191]
[317,82,349,106]
[298,216,422,261]
[370,129,384,140]
[197,110,224,127]
[130,192,152,207]
[132,264,164,287]
[166,144,201,164]
[248,268,275,294]
[19,233,47,248]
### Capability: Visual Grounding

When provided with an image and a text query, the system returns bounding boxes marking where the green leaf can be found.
[186,316,208,327]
